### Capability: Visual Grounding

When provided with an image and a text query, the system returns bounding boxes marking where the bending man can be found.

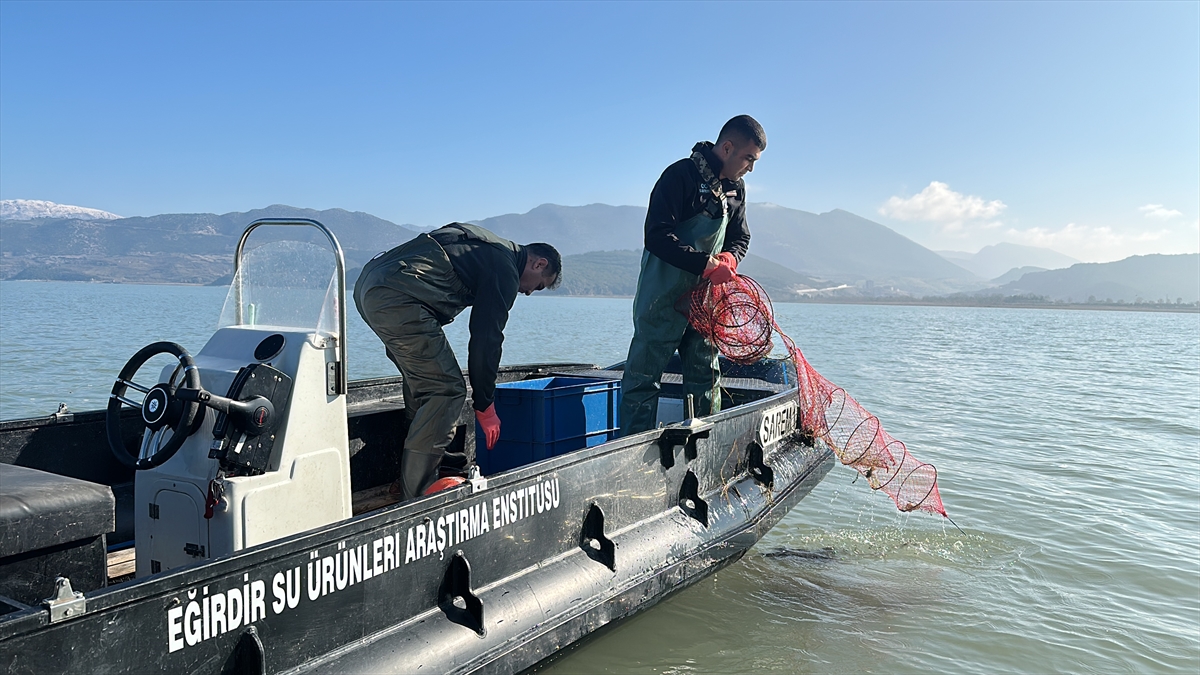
[620,115,766,435]
[354,223,561,498]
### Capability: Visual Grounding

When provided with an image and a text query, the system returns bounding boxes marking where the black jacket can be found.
[643,142,751,276]
[430,223,528,411]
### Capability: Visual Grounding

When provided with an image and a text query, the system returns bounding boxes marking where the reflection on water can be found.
[2,282,1197,674]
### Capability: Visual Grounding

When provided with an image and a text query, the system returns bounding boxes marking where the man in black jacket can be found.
[354,223,561,498]
[620,115,766,435]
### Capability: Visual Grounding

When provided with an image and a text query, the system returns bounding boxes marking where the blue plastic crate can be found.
[475,376,621,475]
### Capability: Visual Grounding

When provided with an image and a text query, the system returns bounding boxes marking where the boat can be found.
[0,219,835,674]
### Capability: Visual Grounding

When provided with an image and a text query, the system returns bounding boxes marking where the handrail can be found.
[233,218,348,395]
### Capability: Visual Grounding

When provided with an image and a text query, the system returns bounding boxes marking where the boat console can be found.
[104,219,353,576]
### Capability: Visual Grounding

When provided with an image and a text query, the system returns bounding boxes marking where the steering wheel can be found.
[106,341,204,470]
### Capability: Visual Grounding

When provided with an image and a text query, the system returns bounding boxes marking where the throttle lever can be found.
[177,388,276,437]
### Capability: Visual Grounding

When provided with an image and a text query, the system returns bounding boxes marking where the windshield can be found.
[217,239,339,335]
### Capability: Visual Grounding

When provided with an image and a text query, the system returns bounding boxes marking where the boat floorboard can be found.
[351,484,400,515]
[106,547,135,582]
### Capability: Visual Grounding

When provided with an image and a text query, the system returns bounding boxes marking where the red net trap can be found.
[683,276,947,517]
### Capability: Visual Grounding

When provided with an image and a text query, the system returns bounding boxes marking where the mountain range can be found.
[978,254,1199,304]
[990,266,1047,285]
[1,205,419,285]
[3,201,1194,305]
[549,249,830,299]
[475,203,982,293]
[937,243,1080,280]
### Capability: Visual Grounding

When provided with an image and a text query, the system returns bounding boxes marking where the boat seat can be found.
[0,464,114,606]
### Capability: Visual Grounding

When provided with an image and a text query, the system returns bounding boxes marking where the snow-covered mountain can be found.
[0,199,122,221]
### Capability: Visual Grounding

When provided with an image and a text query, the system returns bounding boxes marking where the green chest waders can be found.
[353,234,474,499]
[620,209,728,435]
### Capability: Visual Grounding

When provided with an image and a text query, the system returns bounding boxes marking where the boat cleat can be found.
[467,465,488,494]
[43,577,86,624]
[658,395,713,468]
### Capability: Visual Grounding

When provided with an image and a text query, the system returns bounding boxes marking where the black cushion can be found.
[0,464,115,557]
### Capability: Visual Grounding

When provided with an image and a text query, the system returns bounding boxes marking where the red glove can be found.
[702,256,737,285]
[716,251,738,272]
[476,404,501,450]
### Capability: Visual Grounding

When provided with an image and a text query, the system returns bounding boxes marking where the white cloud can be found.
[1003,222,1176,262]
[1139,204,1183,220]
[879,181,1006,229]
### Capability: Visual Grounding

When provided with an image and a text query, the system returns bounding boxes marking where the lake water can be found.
[1,280,1197,674]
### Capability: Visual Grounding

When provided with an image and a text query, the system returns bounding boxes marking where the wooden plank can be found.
[352,484,398,515]
[107,547,136,580]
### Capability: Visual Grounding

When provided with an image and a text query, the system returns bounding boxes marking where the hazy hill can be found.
[938,243,1079,280]
[549,250,642,296]
[548,250,830,299]
[1,205,420,283]
[472,203,646,255]
[985,254,1199,303]
[475,202,982,294]
[737,253,836,298]
[990,266,1047,285]
[746,205,980,293]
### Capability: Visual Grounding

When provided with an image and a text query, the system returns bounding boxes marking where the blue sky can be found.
[1,1,1196,262]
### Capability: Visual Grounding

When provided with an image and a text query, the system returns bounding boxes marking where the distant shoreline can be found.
[3,279,1197,314]
[779,298,1200,314]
